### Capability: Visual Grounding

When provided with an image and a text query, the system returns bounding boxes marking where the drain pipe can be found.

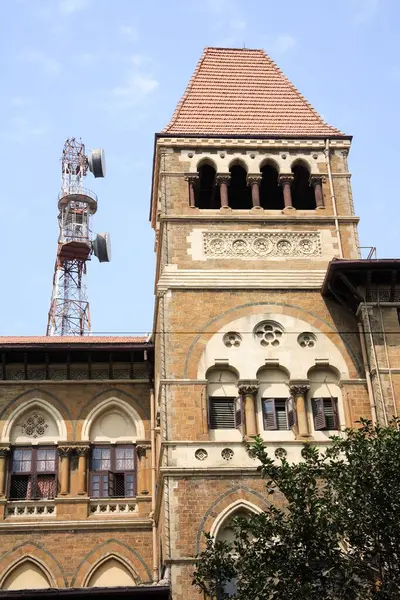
[358,321,377,424]
[150,387,159,582]
[324,139,343,258]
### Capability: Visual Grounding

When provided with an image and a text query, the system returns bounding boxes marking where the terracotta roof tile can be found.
[163,47,345,137]
[0,336,149,346]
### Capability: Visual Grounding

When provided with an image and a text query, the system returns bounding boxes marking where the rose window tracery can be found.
[223,332,242,348]
[297,332,317,348]
[22,412,49,438]
[254,321,284,347]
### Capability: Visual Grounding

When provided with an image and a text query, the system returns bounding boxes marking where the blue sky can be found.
[0,0,399,335]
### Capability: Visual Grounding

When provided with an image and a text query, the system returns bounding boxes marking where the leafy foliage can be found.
[193,420,400,599]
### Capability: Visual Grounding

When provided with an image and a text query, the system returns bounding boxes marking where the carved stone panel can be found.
[202,231,322,259]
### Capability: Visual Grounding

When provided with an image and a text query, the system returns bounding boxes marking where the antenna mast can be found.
[46,138,110,336]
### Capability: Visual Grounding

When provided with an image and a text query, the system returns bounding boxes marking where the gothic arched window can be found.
[260,163,283,209]
[197,162,219,209]
[228,163,252,209]
[291,161,316,209]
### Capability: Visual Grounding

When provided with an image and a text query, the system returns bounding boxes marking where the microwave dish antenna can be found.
[46,138,111,336]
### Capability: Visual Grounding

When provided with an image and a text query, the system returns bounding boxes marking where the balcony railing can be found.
[89,499,137,516]
[6,500,56,517]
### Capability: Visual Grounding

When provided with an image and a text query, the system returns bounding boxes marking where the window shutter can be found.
[235,396,245,434]
[108,471,115,497]
[329,398,339,429]
[286,397,296,429]
[209,398,235,429]
[312,398,326,430]
[263,399,277,430]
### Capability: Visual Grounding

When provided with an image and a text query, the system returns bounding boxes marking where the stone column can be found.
[76,446,89,496]
[290,383,311,439]
[247,175,262,208]
[185,174,198,208]
[0,448,9,497]
[137,444,151,495]
[238,380,259,438]
[57,447,71,496]
[216,175,230,208]
[279,174,294,209]
[310,176,324,208]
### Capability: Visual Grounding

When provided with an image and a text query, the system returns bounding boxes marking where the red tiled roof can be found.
[163,47,345,137]
[0,336,149,346]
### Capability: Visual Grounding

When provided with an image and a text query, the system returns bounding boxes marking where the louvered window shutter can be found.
[286,396,296,429]
[312,398,326,430]
[209,398,235,429]
[326,398,339,430]
[263,399,277,430]
[235,396,245,433]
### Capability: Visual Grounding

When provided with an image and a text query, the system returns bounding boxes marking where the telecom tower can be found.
[46,138,111,336]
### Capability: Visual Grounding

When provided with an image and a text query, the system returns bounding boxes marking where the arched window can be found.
[260,164,283,209]
[86,557,136,588]
[197,162,219,209]
[3,400,66,502]
[207,368,240,431]
[228,164,252,209]
[291,162,316,209]
[213,504,260,598]
[84,399,141,499]
[257,367,292,432]
[2,560,51,590]
[307,366,341,432]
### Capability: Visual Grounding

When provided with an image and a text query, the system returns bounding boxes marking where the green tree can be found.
[193,420,400,599]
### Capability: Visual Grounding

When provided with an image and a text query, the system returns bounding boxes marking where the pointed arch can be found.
[84,554,138,588]
[81,397,145,442]
[1,398,67,443]
[210,499,263,539]
[0,556,55,590]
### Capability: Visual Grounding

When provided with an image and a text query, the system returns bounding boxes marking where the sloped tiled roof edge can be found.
[162,47,347,138]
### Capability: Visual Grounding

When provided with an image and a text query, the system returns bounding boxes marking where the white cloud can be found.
[112,72,159,109]
[20,50,60,75]
[265,34,297,57]
[119,25,138,41]
[353,0,381,23]
[59,0,89,15]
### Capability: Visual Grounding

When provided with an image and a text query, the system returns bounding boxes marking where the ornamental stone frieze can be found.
[202,231,322,259]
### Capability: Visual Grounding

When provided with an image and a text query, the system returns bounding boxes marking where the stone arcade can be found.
[0,47,399,600]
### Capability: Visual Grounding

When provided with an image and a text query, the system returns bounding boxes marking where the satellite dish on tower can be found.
[92,232,111,263]
[88,149,106,178]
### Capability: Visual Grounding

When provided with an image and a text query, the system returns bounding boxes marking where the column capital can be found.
[215,174,231,186]
[75,445,90,457]
[238,379,259,395]
[278,174,294,187]
[309,175,325,187]
[57,446,73,457]
[184,174,199,184]
[247,174,262,186]
[0,447,9,458]
[136,444,151,459]
[289,382,310,397]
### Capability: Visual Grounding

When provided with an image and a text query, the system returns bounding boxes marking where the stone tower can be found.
[150,47,371,599]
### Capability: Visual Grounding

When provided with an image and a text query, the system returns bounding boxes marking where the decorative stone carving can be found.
[57,446,72,457]
[221,448,234,461]
[75,446,90,456]
[0,447,9,458]
[238,380,259,395]
[215,175,231,186]
[223,332,242,348]
[22,412,48,438]
[136,444,150,459]
[195,448,208,461]
[289,384,310,398]
[298,332,317,348]
[254,321,284,347]
[275,447,287,459]
[203,231,322,259]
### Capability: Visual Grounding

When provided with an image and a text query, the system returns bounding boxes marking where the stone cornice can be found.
[159,214,359,224]
[0,519,153,532]
[156,137,351,149]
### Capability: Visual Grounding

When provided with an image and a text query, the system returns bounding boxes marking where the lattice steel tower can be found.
[46,138,110,336]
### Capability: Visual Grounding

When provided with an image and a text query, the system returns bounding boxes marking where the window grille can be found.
[9,447,57,500]
[90,445,136,498]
